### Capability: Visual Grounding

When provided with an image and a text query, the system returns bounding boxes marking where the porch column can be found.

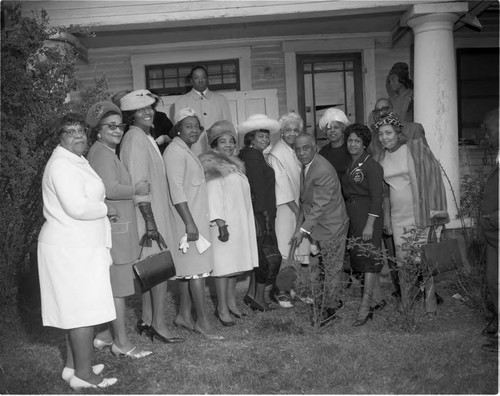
[402,3,467,227]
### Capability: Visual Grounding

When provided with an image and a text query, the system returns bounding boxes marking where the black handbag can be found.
[133,245,176,292]
[263,234,282,283]
[422,226,470,282]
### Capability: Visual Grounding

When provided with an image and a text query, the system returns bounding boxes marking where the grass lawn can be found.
[2,275,498,394]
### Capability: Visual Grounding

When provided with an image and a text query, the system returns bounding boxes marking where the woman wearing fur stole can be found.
[199,121,259,326]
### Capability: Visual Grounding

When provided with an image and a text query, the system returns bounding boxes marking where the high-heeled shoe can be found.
[174,317,195,332]
[146,325,185,344]
[228,309,247,319]
[61,364,104,383]
[244,295,274,312]
[111,343,153,359]
[136,319,151,336]
[214,311,235,327]
[93,338,113,350]
[243,295,254,307]
[194,323,224,340]
[69,375,117,390]
[352,308,374,327]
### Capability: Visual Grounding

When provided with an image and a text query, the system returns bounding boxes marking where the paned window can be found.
[146,59,240,95]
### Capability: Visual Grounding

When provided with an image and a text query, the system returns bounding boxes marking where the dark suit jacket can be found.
[300,154,348,241]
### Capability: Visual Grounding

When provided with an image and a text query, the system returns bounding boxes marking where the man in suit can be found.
[285,133,349,324]
[172,65,232,156]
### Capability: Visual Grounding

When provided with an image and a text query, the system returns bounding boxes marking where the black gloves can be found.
[138,202,167,249]
[218,225,229,242]
[263,211,273,235]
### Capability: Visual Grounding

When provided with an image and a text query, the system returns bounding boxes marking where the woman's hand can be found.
[362,223,374,241]
[155,135,172,145]
[134,179,150,195]
[186,221,199,242]
[107,204,119,223]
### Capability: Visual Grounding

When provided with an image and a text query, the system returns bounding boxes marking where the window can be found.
[145,59,240,95]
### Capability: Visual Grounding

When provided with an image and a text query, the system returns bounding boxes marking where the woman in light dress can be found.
[37,113,117,390]
[163,107,219,339]
[199,120,259,325]
[375,112,448,314]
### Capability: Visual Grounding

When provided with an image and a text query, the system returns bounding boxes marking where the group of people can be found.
[38,62,497,391]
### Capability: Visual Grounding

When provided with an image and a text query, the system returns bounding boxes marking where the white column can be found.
[406,12,461,227]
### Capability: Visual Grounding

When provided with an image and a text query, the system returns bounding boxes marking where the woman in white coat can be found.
[37,113,117,390]
[199,120,259,325]
[267,113,310,307]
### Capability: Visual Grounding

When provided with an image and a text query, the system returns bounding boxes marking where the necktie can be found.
[301,164,306,187]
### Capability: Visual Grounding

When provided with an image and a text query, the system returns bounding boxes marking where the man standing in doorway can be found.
[172,65,232,156]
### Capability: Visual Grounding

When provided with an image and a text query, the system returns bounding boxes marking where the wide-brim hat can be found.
[86,101,122,128]
[120,89,158,111]
[236,114,280,135]
[207,120,237,145]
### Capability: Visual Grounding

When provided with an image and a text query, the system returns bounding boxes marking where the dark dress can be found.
[341,152,384,273]
[318,142,351,180]
[152,111,174,153]
[238,146,277,283]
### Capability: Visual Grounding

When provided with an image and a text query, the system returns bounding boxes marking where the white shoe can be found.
[276,293,294,308]
[61,364,104,383]
[69,375,117,390]
[93,338,113,350]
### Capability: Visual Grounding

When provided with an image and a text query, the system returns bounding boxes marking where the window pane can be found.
[207,64,220,75]
[149,79,164,89]
[179,66,191,79]
[210,75,222,85]
[223,63,236,73]
[149,69,162,79]
[164,68,177,78]
[345,61,354,70]
[304,63,312,73]
[223,74,236,84]
[314,62,344,72]
[164,78,178,89]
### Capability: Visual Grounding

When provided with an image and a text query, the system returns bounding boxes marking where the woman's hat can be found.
[374,112,404,131]
[236,114,280,135]
[85,101,122,128]
[207,120,237,145]
[120,89,158,111]
[174,107,199,125]
[318,108,350,130]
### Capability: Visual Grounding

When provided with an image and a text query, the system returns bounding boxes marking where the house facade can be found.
[18,0,500,225]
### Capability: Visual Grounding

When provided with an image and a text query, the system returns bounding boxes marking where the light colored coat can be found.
[37,145,115,329]
[267,139,309,258]
[172,88,232,156]
[163,137,213,276]
[119,126,175,258]
[199,150,258,276]
[300,154,349,241]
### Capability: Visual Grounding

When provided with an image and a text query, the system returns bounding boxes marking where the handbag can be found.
[263,234,282,283]
[422,226,470,282]
[133,244,176,292]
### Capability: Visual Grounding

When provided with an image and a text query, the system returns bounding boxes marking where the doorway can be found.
[297,53,364,141]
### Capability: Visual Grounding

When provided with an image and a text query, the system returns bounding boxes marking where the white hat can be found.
[120,89,157,111]
[174,107,199,125]
[236,114,280,135]
[318,108,350,130]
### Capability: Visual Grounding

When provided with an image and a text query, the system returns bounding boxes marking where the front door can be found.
[297,53,364,141]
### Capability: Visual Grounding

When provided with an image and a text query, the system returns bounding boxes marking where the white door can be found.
[156,89,279,148]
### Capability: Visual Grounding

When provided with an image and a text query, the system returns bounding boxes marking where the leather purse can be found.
[133,245,176,292]
[422,226,470,282]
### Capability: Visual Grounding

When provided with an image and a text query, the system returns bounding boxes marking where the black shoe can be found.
[214,311,236,327]
[352,308,374,327]
[147,326,184,344]
[481,339,498,353]
[136,319,150,336]
[482,317,498,336]
[243,295,254,307]
[373,300,387,311]
[228,309,247,319]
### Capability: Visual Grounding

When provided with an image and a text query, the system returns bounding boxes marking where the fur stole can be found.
[199,150,246,181]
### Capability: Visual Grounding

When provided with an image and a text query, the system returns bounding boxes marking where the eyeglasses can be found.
[62,128,88,137]
[373,107,391,116]
[100,123,126,131]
